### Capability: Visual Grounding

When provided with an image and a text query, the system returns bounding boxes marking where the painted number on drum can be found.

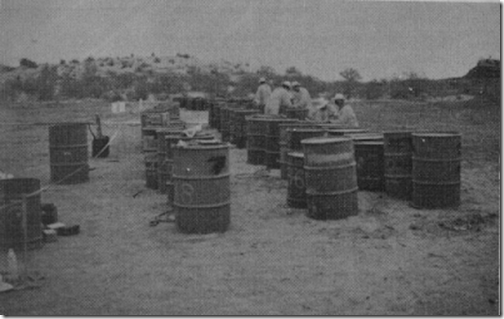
[178,183,195,205]
[289,170,304,189]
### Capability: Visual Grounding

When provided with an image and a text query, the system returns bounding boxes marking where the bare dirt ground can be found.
[0,98,500,315]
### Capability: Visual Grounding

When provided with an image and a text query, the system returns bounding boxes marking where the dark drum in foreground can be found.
[173,141,230,233]
[302,137,358,220]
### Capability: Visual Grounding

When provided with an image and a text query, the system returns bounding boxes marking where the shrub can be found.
[19,58,38,69]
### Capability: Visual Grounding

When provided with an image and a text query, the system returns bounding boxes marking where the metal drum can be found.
[286,152,307,208]
[144,151,158,189]
[285,107,309,120]
[142,127,158,153]
[246,116,270,165]
[384,132,413,199]
[302,137,358,220]
[157,130,215,198]
[326,128,368,136]
[354,141,385,191]
[265,117,297,169]
[49,123,89,184]
[173,141,230,234]
[0,178,42,250]
[346,133,383,142]
[412,132,461,208]
[230,109,260,149]
[156,129,184,195]
[220,103,240,142]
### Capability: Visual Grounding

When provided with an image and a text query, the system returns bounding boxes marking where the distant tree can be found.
[153,57,161,63]
[37,65,58,100]
[85,56,95,63]
[71,59,79,64]
[285,66,302,77]
[339,68,362,98]
[19,58,38,69]
[60,59,66,65]
[256,65,276,77]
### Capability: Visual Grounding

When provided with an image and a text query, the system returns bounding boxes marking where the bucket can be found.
[92,136,110,158]
[384,132,413,199]
[354,141,384,191]
[49,123,89,184]
[173,141,230,233]
[302,137,358,220]
[286,152,306,208]
[412,132,461,208]
[0,178,42,250]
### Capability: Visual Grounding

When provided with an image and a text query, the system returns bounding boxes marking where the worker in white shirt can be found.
[254,77,271,113]
[330,93,359,127]
[265,81,293,115]
[307,98,336,123]
[291,81,312,110]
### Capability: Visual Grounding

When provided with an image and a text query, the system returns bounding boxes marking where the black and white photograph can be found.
[0,0,500,315]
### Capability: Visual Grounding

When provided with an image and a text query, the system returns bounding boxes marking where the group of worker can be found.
[253,78,359,128]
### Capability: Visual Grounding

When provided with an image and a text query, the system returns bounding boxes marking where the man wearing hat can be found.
[331,93,359,127]
[307,98,336,122]
[291,81,312,110]
[265,81,293,115]
[254,77,271,113]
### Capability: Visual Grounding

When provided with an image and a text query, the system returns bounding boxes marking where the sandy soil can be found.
[0,99,500,315]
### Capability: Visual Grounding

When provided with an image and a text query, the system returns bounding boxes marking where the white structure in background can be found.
[111,101,126,113]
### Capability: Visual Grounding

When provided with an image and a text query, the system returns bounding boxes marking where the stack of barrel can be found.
[173,140,230,233]
[141,103,185,190]
[245,115,298,168]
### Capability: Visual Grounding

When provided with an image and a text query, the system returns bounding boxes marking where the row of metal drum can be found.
[207,101,310,149]
[139,105,233,233]
[283,130,461,219]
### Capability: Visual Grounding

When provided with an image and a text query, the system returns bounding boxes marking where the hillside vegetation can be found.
[0,55,500,103]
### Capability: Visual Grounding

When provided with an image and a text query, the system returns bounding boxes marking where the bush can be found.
[20,58,38,69]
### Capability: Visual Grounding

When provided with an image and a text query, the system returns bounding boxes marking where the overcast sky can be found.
[0,0,500,81]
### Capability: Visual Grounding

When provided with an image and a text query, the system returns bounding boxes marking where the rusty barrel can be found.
[0,178,42,250]
[384,132,413,199]
[354,141,385,191]
[412,132,461,208]
[302,137,358,220]
[173,141,230,233]
[285,107,309,120]
[230,109,260,149]
[265,117,297,169]
[49,122,89,184]
[286,152,307,208]
[246,115,270,165]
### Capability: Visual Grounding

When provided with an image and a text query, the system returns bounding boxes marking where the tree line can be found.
[0,57,489,102]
